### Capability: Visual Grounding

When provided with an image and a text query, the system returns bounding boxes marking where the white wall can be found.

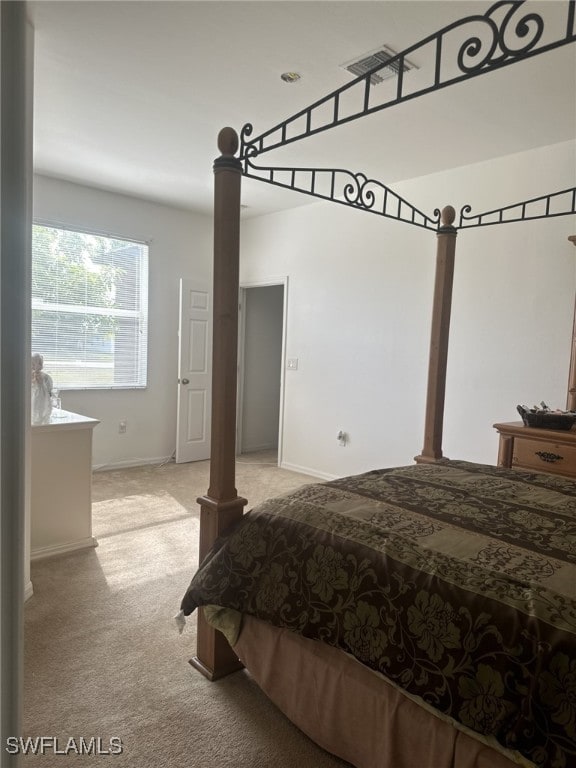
[33,175,213,469]
[240,140,576,479]
[32,140,575,476]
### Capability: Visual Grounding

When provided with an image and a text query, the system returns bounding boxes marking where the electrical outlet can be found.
[287,358,299,370]
[119,420,127,434]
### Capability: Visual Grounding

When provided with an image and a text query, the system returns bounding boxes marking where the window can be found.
[32,224,149,389]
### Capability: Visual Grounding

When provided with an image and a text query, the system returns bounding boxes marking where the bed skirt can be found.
[233,614,531,768]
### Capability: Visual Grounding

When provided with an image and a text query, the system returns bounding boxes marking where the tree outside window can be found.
[32,224,148,389]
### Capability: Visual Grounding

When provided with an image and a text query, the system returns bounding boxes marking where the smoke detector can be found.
[280,71,302,84]
[341,44,417,85]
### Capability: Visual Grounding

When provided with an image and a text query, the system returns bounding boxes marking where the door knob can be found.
[181,378,190,385]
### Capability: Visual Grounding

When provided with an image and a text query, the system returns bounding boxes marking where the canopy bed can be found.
[179,2,576,767]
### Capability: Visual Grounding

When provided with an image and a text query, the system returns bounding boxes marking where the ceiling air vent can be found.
[341,45,416,85]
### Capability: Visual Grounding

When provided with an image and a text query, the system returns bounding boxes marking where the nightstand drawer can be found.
[513,437,576,476]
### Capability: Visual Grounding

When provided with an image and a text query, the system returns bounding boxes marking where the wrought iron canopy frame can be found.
[238,0,576,232]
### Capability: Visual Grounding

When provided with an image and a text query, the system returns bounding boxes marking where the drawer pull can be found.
[535,451,564,463]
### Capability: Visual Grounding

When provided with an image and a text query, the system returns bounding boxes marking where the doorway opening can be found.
[238,279,287,467]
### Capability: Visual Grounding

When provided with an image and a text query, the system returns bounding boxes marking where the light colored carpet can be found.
[23,454,351,767]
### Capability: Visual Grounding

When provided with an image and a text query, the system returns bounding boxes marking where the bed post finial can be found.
[192,126,246,682]
[217,126,239,156]
[415,205,457,465]
[440,205,456,228]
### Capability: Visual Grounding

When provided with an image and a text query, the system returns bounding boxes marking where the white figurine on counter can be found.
[31,353,54,424]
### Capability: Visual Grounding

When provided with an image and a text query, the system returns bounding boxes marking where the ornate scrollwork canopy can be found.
[236,0,576,232]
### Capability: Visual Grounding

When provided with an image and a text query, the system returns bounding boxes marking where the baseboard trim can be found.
[31,536,98,561]
[240,442,276,454]
[279,461,338,481]
[24,580,34,601]
[92,456,173,472]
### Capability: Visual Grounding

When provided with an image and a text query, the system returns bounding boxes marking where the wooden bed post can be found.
[191,127,247,681]
[566,235,576,410]
[415,206,457,464]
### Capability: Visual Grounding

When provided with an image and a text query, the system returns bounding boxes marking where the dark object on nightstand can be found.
[516,405,576,431]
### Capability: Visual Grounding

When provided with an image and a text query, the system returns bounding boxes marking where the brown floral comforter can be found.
[180,460,576,767]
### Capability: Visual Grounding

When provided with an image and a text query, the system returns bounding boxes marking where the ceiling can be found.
[28,0,576,218]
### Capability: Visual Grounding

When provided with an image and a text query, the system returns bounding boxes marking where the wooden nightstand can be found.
[494,421,576,479]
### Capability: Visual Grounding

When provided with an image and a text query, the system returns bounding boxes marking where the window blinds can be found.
[31,224,149,389]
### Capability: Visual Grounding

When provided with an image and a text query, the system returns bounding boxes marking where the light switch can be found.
[287,358,299,370]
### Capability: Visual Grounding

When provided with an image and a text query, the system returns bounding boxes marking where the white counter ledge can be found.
[32,409,100,432]
[31,410,100,561]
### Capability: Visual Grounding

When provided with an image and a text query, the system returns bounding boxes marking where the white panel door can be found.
[176,279,211,463]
